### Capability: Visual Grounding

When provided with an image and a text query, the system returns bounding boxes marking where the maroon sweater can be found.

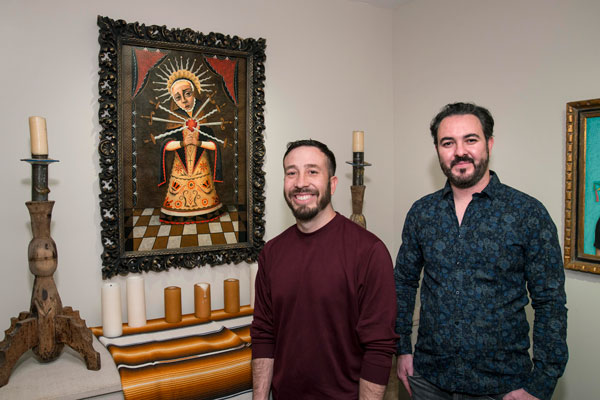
[251,213,397,399]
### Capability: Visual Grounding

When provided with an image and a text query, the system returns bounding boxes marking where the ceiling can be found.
[348,0,412,9]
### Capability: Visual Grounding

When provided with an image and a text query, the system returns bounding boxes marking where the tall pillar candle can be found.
[164,286,182,323]
[194,283,211,319]
[101,282,123,338]
[224,278,240,313]
[126,276,146,327]
[249,264,259,308]
[29,116,48,155]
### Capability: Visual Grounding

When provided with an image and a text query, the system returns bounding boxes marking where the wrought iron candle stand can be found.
[0,155,100,387]
[346,151,371,228]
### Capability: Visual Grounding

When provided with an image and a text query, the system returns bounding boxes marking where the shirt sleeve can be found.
[521,202,568,400]
[356,240,398,386]
[394,204,424,355]
[250,250,275,359]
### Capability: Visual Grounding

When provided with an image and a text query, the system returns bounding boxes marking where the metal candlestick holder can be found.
[346,152,371,228]
[0,155,100,387]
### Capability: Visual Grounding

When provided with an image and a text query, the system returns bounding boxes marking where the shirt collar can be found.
[441,170,500,200]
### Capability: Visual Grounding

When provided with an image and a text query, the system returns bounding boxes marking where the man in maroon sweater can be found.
[250,139,397,399]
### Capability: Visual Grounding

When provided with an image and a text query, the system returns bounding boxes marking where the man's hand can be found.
[396,354,414,397]
[502,389,539,400]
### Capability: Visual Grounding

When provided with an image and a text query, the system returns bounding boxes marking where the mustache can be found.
[450,155,474,168]
[291,188,317,195]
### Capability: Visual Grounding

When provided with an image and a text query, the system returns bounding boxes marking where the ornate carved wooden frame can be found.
[97,16,266,279]
[564,98,600,274]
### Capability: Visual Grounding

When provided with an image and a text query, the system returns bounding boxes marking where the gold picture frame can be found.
[564,98,600,274]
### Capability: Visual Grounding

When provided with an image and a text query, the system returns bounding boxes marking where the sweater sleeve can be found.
[250,250,275,359]
[356,240,398,385]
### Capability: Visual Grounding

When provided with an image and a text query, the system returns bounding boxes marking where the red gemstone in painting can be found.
[186,119,197,130]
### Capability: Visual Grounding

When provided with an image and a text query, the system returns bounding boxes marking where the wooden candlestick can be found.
[0,154,100,387]
[0,201,100,387]
[346,142,371,229]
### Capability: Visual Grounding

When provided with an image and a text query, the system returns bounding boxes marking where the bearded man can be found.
[394,103,568,400]
[251,139,397,399]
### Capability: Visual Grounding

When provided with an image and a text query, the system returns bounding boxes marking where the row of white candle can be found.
[101,264,259,338]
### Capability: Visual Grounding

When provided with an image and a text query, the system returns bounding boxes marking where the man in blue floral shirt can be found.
[395,102,568,400]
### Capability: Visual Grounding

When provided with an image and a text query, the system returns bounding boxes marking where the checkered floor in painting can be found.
[124,205,247,252]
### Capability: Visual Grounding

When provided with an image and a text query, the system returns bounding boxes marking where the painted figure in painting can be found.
[157,66,224,224]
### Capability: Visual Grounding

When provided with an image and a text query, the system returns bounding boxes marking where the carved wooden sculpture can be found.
[0,157,100,387]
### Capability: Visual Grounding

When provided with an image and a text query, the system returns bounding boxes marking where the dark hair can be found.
[430,102,494,144]
[283,139,336,177]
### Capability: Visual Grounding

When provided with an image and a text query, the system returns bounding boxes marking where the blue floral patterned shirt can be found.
[394,172,568,400]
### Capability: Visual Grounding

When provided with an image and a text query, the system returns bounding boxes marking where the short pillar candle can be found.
[164,286,182,323]
[194,283,211,319]
[224,279,240,313]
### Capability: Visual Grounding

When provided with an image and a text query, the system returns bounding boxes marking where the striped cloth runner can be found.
[92,307,254,400]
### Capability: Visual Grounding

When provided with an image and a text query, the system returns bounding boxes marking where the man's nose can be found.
[455,142,467,156]
[295,172,308,188]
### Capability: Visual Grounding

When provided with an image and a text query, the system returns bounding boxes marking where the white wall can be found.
[392,1,600,399]
[0,0,394,332]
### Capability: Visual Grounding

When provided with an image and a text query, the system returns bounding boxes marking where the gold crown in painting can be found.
[166,69,203,95]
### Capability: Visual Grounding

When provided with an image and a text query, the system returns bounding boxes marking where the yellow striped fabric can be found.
[94,307,253,400]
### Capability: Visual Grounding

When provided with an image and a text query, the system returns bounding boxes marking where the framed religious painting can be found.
[97,16,266,278]
[564,98,600,275]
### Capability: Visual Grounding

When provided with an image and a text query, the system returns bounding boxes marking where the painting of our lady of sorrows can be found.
[120,45,248,253]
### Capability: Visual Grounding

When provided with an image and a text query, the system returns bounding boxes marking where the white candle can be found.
[250,264,259,308]
[126,276,146,328]
[352,130,364,152]
[29,116,48,155]
[101,282,123,338]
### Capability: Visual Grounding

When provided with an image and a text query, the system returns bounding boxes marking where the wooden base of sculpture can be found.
[350,185,366,229]
[0,201,100,387]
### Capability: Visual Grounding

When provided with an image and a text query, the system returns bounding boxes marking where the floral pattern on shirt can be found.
[394,172,568,400]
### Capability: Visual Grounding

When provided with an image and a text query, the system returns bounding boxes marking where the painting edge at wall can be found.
[564,98,600,275]
[97,16,266,279]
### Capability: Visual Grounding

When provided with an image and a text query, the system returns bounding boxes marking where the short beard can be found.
[440,152,489,189]
[285,180,332,221]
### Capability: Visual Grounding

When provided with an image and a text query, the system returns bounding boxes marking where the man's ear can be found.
[487,136,494,154]
[330,175,338,195]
